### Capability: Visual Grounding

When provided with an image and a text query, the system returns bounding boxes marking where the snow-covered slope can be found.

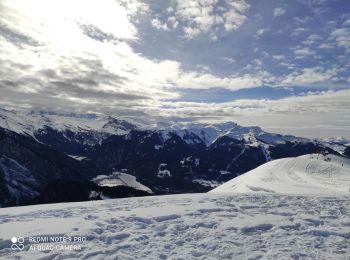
[0,193,349,259]
[0,109,274,147]
[0,108,138,139]
[1,108,348,154]
[155,121,309,147]
[93,172,153,194]
[211,154,350,195]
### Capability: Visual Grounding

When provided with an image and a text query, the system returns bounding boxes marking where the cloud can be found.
[222,57,235,64]
[151,18,169,31]
[0,0,349,137]
[273,7,286,17]
[294,47,316,58]
[281,67,337,85]
[297,0,333,14]
[153,89,350,138]
[330,28,350,52]
[302,34,322,45]
[152,0,250,39]
[157,89,350,120]
[343,18,350,27]
[291,27,309,37]
[255,28,269,39]
[0,0,273,117]
[174,71,273,90]
[272,55,285,61]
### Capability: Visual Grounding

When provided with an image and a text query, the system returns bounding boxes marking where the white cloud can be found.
[291,27,308,37]
[302,34,322,45]
[293,16,310,25]
[0,0,274,117]
[318,43,334,49]
[154,0,250,39]
[154,89,350,138]
[174,71,271,90]
[157,89,350,119]
[1,0,349,137]
[0,0,147,42]
[343,18,350,27]
[294,47,316,58]
[281,67,337,85]
[151,18,169,31]
[167,16,179,29]
[272,55,285,61]
[273,7,286,17]
[330,28,350,52]
[255,28,269,39]
[222,57,235,64]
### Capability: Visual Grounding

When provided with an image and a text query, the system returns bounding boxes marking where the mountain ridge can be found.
[0,107,348,207]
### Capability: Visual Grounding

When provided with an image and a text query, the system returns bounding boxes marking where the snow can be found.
[157,164,172,178]
[1,108,349,156]
[67,155,88,161]
[154,145,163,150]
[321,136,350,146]
[211,154,350,195]
[157,169,171,178]
[154,120,312,149]
[0,193,349,259]
[194,158,200,166]
[92,172,153,193]
[225,145,246,171]
[192,179,222,188]
[0,108,137,140]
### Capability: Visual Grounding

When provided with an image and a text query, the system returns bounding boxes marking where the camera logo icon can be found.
[11,237,24,251]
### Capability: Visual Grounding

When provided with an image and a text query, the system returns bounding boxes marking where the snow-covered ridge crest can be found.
[0,108,347,153]
[153,120,309,146]
[210,153,350,195]
[0,108,138,138]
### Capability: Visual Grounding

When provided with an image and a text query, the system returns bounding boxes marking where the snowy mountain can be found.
[0,193,349,259]
[1,108,345,151]
[0,108,138,138]
[211,154,350,195]
[1,110,350,258]
[0,107,349,207]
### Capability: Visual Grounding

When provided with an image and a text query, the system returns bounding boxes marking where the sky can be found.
[0,0,350,138]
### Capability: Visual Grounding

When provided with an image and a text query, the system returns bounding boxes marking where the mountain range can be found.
[0,108,349,207]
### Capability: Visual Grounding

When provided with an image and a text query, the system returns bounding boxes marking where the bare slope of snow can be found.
[211,154,350,195]
[0,193,349,259]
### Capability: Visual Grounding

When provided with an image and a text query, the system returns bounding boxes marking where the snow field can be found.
[211,154,350,195]
[0,193,349,259]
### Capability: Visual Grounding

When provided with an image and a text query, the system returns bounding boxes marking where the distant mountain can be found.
[0,108,348,207]
[210,154,350,195]
[0,119,151,207]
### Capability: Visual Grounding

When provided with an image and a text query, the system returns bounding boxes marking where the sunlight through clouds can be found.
[0,0,350,137]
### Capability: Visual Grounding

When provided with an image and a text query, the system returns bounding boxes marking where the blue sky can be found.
[0,0,350,138]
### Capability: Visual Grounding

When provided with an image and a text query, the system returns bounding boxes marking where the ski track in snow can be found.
[0,193,349,259]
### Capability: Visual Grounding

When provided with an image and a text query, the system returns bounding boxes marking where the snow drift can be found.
[210,154,350,195]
